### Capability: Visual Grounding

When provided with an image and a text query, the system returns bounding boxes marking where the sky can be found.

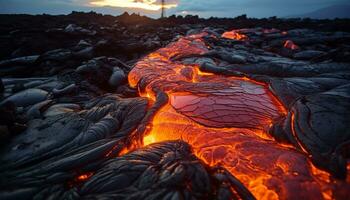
[0,0,349,18]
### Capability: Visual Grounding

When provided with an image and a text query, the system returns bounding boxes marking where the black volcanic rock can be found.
[0,78,4,94]
[0,88,48,107]
[293,50,326,60]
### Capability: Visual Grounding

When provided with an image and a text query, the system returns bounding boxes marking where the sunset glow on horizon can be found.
[90,0,178,11]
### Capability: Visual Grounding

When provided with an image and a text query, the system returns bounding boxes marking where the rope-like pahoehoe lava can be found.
[128,31,347,200]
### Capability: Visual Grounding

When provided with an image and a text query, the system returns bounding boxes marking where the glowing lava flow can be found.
[222,30,249,41]
[129,32,347,199]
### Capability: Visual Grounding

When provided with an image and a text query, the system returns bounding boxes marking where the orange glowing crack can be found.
[76,172,94,181]
[128,32,349,199]
[290,112,309,154]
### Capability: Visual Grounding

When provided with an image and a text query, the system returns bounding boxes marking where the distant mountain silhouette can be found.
[288,4,350,19]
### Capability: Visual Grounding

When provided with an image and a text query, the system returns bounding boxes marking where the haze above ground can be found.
[0,0,350,19]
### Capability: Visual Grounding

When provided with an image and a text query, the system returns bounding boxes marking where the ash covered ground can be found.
[0,12,350,200]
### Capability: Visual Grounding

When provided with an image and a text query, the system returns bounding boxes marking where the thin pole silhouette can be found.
[161,0,165,18]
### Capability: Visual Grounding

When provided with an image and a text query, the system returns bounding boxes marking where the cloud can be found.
[172,0,350,18]
[89,0,178,11]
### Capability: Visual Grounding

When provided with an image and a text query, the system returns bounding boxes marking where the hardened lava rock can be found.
[271,84,350,179]
[0,94,149,199]
[74,141,254,200]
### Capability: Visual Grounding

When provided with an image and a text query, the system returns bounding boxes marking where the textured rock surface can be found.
[0,14,350,200]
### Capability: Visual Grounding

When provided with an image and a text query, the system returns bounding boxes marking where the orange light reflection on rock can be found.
[284,40,299,50]
[347,162,350,182]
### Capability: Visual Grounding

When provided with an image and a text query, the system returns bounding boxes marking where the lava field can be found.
[0,13,350,200]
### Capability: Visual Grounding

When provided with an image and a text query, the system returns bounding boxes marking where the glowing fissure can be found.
[128,31,340,199]
[77,173,94,181]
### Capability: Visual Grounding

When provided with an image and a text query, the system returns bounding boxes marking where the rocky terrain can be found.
[0,12,350,200]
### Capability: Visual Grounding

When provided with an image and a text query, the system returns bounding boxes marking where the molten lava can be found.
[129,32,348,199]
[222,30,248,41]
